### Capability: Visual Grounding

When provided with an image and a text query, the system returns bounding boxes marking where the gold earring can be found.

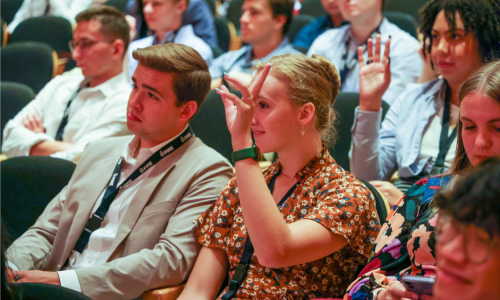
[301,124,305,136]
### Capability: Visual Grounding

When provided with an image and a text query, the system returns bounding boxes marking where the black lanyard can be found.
[153,30,179,46]
[72,126,194,254]
[430,84,457,175]
[221,174,300,300]
[338,25,381,88]
[55,84,88,141]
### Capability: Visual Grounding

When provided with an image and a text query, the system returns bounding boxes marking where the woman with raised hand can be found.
[349,0,500,206]
[177,54,381,300]
[343,59,500,300]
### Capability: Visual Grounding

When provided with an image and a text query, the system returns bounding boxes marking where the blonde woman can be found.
[177,54,381,300]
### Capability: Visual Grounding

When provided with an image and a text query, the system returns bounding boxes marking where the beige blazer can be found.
[6,135,233,300]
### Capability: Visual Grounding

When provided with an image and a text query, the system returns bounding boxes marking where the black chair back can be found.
[299,0,325,18]
[11,283,91,300]
[286,14,315,44]
[1,0,23,24]
[1,156,76,239]
[211,45,224,59]
[358,179,388,224]
[1,82,35,147]
[215,17,231,52]
[104,0,128,12]
[329,92,390,172]
[9,16,73,53]
[1,17,6,47]
[226,0,244,31]
[190,90,243,163]
[1,42,54,94]
[383,11,418,39]
[204,0,216,15]
[384,0,429,24]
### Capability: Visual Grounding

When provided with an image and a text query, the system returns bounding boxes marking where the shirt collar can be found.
[243,37,292,68]
[264,143,332,183]
[82,71,128,98]
[123,124,190,164]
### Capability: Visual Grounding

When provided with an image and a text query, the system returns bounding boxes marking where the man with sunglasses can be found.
[2,6,131,162]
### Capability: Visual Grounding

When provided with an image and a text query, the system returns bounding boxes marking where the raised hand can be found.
[358,34,391,112]
[216,63,272,150]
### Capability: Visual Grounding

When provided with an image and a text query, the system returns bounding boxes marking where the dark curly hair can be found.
[434,157,500,237]
[420,0,500,64]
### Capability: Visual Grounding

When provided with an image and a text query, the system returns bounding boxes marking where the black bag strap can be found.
[221,174,300,300]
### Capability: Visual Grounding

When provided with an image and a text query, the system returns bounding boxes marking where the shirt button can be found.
[114,202,120,207]
[88,259,93,264]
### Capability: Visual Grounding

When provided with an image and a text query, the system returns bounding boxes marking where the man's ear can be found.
[298,102,315,126]
[176,0,188,15]
[111,39,125,60]
[179,100,198,121]
[273,15,287,33]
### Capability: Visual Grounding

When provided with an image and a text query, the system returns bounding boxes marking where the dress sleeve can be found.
[304,177,381,258]
[195,178,237,250]
[342,178,431,300]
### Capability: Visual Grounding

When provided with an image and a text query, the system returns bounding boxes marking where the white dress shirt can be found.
[2,72,131,162]
[7,0,94,33]
[307,18,422,104]
[127,24,213,82]
[57,127,188,292]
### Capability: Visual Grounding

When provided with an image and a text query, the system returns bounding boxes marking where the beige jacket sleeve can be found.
[75,159,233,300]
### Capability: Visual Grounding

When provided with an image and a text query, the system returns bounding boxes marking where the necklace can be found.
[279,171,297,182]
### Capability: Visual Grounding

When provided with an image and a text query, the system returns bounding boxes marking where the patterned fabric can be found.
[195,146,381,299]
[343,175,454,300]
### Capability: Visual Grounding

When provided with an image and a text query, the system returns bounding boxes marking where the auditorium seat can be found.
[286,14,315,44]
[358,179,390,224]
[10,283,91,300]
[383,11,418,39]
[299,0,325,18]
[226,0,244,32]
[384,0,429,24]
[1,81,36,148]
[143,284,185,300]
[104,0,128,12]
[1,42,57,93]
[215,16,231,52]
[329,92,390,172]
[1,156,76,239]
[1,0,23,24]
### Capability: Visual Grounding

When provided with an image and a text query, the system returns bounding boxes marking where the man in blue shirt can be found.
[126,0,217,47]
[127,0,213,82]
[293,0,345,49]
[210,0,301,89]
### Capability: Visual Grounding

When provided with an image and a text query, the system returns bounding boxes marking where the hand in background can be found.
[370,180,404,207]
[22,112,45,133]
[358,34,391,112]
[7,270,61,286]
[377,281,419,300]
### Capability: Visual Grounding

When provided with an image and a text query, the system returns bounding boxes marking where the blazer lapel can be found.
[62,145,124,262]
[107,139,194,257]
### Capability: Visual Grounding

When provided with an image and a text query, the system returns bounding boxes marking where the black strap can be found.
[430,84,457,175]
[72,126,194,254]
[338,25,381,88]
[153,29,179,46]
[54,84,88,141]
[221,174,300,300]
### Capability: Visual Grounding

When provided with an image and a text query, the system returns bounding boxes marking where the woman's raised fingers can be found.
[374,34,382,62]
[382,35,391,65]
[223,73,253,101]
[367,38,374,59]
[216,85,245,108]
[249,63,272,99]
[357,46,365,68]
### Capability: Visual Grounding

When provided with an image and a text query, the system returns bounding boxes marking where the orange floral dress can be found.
[195,147,381,299]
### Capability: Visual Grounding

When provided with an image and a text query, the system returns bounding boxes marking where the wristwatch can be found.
[231,145,261,164]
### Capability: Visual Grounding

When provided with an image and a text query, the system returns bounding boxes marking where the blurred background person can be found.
[127,0,213,82]
[209,0,301,89]
[2,6,131,162]
[293,0,345,49]
[308,0,422,104]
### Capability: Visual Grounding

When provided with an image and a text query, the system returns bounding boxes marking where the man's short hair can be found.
[75,6,130,54]
[132,44,211,116]
[267,0,294,35]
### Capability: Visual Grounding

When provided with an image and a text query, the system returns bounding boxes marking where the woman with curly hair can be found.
[349,0,500,206]
[343,59,500,299]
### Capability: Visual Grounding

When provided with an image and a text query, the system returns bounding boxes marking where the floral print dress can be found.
[195,146,381,299]
[343,175,454,300]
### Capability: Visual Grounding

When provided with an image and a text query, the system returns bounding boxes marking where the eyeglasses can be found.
[435,214,498,264]
[68,38,113,53]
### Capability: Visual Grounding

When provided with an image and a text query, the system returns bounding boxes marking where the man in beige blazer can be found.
[6,44,233,300]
